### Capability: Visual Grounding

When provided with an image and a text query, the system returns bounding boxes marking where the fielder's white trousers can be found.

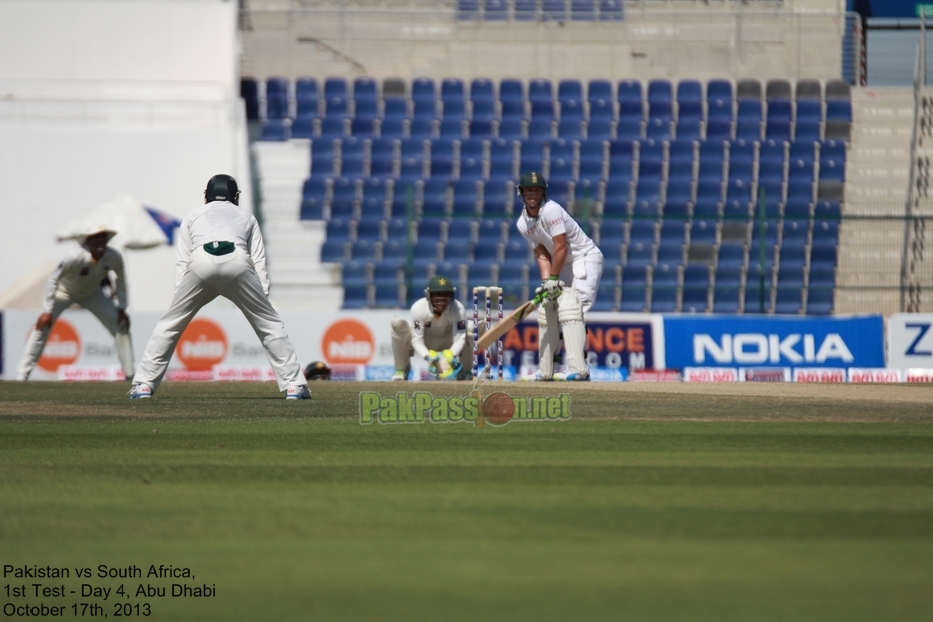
[17,289,135,379]
[133,247,306,393]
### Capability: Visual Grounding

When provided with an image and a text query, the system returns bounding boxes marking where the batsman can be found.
[390,275,472,381]
[516,171,604,381]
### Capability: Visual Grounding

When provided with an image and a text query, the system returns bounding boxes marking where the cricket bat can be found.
[476,299,537,350]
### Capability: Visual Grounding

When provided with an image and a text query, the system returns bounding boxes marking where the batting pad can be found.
[558,289,588,375]
[390,317,413,371]
[537,300,560,377]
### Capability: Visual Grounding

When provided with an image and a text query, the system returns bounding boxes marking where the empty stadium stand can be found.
[246,75,858,313]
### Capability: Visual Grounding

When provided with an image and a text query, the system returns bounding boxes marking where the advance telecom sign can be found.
[664,315,885,369]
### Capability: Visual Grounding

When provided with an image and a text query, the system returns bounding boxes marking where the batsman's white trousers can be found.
[18,289,135,379]
[556,251,605,314]
[133,247,306,393]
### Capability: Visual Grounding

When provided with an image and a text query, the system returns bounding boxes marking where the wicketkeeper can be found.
[516,171,604,381]
[390,275,472,381]
[129,174,310,400]
[17,225,135,381]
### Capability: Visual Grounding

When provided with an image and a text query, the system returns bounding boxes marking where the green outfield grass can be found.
[1,381,932,621]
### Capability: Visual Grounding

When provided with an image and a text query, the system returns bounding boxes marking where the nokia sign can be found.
[664,316,885,370]
[693,333,853,364]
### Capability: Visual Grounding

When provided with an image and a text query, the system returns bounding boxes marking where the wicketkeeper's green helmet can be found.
[425,275,456,314]
[517,170,547,202]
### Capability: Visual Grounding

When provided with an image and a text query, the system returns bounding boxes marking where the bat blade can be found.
[476,300,537,350]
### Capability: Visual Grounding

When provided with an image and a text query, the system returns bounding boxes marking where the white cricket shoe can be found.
[391,369,409,381]
[286,386,312,400]
[553,370,590,381]
[522,370,554,381]
[15,374,28,381]
[128,383,152,399]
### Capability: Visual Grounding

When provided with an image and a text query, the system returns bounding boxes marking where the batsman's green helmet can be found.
[517,170,547,201]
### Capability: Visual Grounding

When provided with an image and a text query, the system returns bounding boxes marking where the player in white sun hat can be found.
[129,174,310,400]
[16,225,135,380]
[515,170,604,381]
[390,275,472,381]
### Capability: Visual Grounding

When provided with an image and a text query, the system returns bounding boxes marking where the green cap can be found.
[427,275,456,294]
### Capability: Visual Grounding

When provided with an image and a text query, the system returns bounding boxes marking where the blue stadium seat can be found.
[350,117,376,138]
[598,0,623,21]
[359,177,389,220]
[291,115,317,139]
[354,218,382,242]
[342,285,369,309]
[497,118,524,140]
[369,138,396,178]
[560,97,584,122]
[339,137,366,177]
[468,119,494,139]
[650,263,679,312]
[712,265,741,313]
[429,139,456,177]
[681,263,711,313]
[698,141,726,182]
[519,139,547,173]
[342,260,369,288]
[527,117,555,139]
[443,239,473,264]
[668,139,697,182]
[472,238,501,269]
[579,139,606,180]
[482,178,512,219]
[489,139,517,179]
[330,177,358,219]
[615,117,642,141]
[689,219,718,246]
[728,140,755,183]
[326,218,352,244]
[504,239,532,263]
[774,268,804,315]
[676,80,703,122]
[743,266,773,314]
[647,79,673,122]
[637,139,664,181]
[319,117,346,139]
[705,118,732,141]
[484,0,508,20]
[420,178,450,218]
[260,119,288,141]
[617,80,644,120]
[717,242,746,269]
[321,237,348,263]
[451,178,481,217]
[620,265,648,311]
[586,115,614,140]
[665,178,693,206]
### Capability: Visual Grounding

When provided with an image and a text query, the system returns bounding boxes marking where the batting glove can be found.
[542,276,562,300]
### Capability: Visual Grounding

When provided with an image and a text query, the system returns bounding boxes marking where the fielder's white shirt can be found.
[44,246,127,312]
[175,200,270,295]
[516,199,600,264]
[409,298,468,359]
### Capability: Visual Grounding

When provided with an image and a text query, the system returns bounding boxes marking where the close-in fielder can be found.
[130,174,310,400]
[390,275,472,381]
[515,171,604,381]
[17,226,135,380]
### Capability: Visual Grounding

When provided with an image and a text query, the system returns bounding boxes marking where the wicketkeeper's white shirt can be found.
[44,246,127,312]
[409,298,468,359]
[174,200,270,295]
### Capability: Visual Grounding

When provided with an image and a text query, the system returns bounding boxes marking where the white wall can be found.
[0,0,248,312]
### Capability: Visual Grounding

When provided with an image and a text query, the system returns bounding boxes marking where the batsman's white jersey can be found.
[17,245,134,379]
[133,200,307,394]
[516,199,604,312]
